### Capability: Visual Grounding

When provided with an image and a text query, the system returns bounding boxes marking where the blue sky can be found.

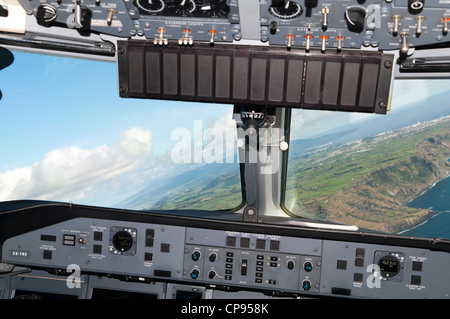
[0,51,234,166]
[0,51,236,206]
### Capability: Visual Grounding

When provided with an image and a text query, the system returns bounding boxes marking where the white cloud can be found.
[290,109,354,139]
[0,127,152,203]
[391,79,450,111]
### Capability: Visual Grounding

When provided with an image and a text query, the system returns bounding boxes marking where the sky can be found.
[0,51,237,206]
[1,50,449,208]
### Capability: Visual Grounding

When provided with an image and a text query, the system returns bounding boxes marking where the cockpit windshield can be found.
[3,51,450,240]
[0,51,243,211]
[285,79,450,239]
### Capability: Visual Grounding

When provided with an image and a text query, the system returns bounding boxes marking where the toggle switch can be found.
[305,34,312,51]
[286,33,293,49]
[392,15,402,35]
[106,8,116,26]
[415,15,425,36]
[269,20,278,35]
[154,27,168,46]
[442,17,449,35]
[241,259,248,276]
[400,32,409,55]
[336,36,343,51]
[321,7,329,31]
[179,29,194,46]
[209,29,216,44]
[320,35,328,52]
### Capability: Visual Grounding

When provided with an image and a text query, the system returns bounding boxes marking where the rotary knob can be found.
[191,250,201,261]
[286,259,295,270]
[209,252,218,262]
[345,6,366,33]
[302,279,312,291]
[36,4,58,27]
[208,270,216,279]
[190,268,200,279]
[304,261,313,272]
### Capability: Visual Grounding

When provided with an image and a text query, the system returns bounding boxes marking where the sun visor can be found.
[0,46,14,100]
[117,40,394,114]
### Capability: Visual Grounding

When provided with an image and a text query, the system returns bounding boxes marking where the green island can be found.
[285,115,450,233]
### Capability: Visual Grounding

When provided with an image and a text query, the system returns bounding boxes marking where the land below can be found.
[122,115,450,235]
[286,116,450,233]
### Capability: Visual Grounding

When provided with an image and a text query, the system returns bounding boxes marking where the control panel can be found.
[182,229,322,294]
[1,205,450,299]
[8,0,450,54]
[260,0,450,52]
[16,0,241,44]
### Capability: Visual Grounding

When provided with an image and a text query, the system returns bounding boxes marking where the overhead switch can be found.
[345,6,366,33]
[36,4,58,27]
[304,0,318,8]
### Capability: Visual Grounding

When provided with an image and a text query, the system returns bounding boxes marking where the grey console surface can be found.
[1,202,449,299]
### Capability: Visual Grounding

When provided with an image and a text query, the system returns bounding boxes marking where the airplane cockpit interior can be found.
[1,0,450,303]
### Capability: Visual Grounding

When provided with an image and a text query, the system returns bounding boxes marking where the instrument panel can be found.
[16,0,241,45]
[0,202,449,299]
[260,0,450,52]
[9,0,450,54]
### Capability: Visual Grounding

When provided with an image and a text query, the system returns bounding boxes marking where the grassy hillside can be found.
[285,116,450,233]
[151,171,243,211]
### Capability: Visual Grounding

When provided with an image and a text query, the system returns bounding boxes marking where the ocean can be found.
[402,176,450,239]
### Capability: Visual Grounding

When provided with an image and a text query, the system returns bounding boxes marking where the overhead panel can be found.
[117,40,394,114]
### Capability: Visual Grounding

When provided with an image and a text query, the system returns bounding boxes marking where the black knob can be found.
[79,7,92,31]
[409,0,424,13]
[208,270,216,279]
[304,0,318,8]
[272,0,286,6]
[209,252,218,262]
[70,5,92,32]
[36,4,58,27]
[192,250,201,261]
[345,6,366,33]
[287,260,295,270]
[304,261,313,272]
[302,279,311,291]
[190,269,200,279]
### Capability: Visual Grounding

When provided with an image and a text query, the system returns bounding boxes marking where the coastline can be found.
[394,173,450,235]
[397,210,441,236]
[396,172,450,236]
[403,177,444,206]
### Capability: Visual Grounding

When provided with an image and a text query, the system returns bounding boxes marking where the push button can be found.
[411,275,422,286]
[43,250,52,260]
[63,234,75,246]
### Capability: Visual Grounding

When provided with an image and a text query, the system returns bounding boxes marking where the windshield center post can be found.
[234,104,289,222]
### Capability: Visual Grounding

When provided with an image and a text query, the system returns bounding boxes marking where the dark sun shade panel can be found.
[117,40,394,114]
